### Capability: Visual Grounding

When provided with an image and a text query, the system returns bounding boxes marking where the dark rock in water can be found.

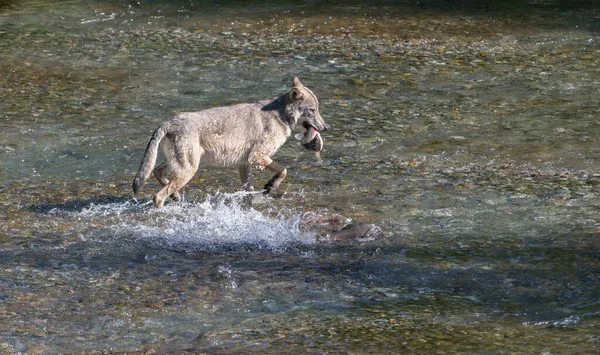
[299,212,350,234]
[300,211,349,225]
[299,212,384,242]
[331,223,383,241]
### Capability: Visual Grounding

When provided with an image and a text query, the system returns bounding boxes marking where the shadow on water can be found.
[2,0,598,22]
[0,0,15,11]
[108,0,599,11]
[156,0,599,31]
[28,195,136,213]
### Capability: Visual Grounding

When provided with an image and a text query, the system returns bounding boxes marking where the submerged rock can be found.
[331,223,384,241]
[300,212,384,242]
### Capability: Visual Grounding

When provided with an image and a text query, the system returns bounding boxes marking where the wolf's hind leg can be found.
[154,165,198,208]
[153,144,201,208]
[153,162,181,201]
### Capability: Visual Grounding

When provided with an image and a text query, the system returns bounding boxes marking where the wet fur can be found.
[133,77,327,208]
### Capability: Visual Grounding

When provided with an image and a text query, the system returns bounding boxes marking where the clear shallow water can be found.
[1,0,600,353]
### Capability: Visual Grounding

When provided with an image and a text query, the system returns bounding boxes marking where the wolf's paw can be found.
[264,176,283,195]
[262,186,284,199]
[153,195,165,208]
[263,181,274,195]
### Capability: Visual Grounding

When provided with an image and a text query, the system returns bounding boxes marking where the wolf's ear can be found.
[293,77,303,87]
[289,88,304,102]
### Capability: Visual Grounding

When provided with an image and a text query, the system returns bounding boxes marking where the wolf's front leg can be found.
[239,164,254,191]
[263,161,287,194]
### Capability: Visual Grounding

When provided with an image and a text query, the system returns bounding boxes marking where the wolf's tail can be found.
[133,127,166,194]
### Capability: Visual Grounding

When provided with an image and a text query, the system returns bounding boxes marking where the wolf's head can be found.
[286,77,328,134]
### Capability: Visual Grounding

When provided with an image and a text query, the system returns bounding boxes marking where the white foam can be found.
[70,192,316,252]
[522,315,581,327]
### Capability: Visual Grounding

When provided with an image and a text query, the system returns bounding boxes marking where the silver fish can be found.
[295,126,323,160]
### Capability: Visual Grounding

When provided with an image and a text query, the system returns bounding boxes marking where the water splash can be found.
[522,315,581,327]
[80,12,116,25]
[70,191,316,253]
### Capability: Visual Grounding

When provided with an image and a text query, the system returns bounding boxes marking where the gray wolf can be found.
[132,77,328,208]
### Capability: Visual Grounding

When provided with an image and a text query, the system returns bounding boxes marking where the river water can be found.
[1,0,599,353]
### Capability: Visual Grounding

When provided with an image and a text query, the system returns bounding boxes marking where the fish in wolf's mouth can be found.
[295,126,323,160]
